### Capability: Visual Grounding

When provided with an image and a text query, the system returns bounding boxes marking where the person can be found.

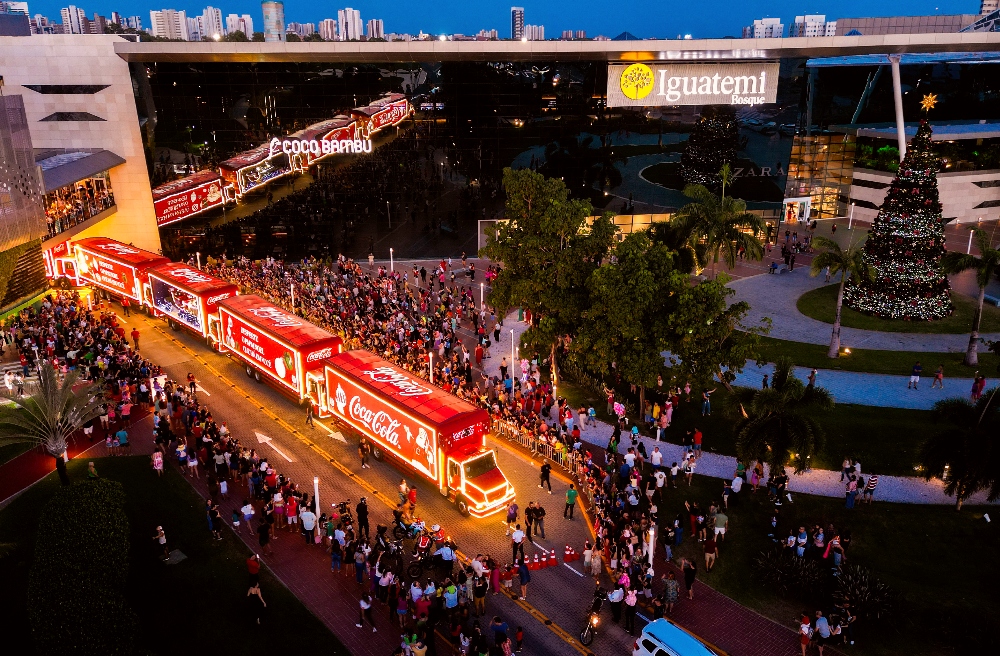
[490,616,509,646]
[359,438,371,469]
[704,536,718,572]
[909,361,922,390]
[472,575,488,616]
[681,557,697,599]
[845,476,858,509]
[153,525,168,560]
[247,553,261,587]
[607,585,624,624]
[151,448,164,477]
[663,572,679,615]
[814,610,831,655]
[701,388,716,416]
[932,364,944,389]
[121,297,130,317]
[532,502,546,539]
[807,368,817,388]
[517,557,531,600]
[356,497,370,541]
[564,484,577,519]
[511,524,526,562]
[300,506,317,544]
[306,403,315,427]
[247,584,267,625]
[538,461,552,492]
[799,614,813,656]
[505,500,519,536]
[87,461,99,478]
[515,626,524,653]
[357,593,376,632]
[863,474,879,503]
[257,520,273,556]
[762,373,769,389]
[524,502,535,539]
[130,327,140,350]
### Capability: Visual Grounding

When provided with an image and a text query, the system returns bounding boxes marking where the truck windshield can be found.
[463,452,498,480]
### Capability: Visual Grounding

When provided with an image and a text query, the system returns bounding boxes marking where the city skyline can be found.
[21,0,980,38]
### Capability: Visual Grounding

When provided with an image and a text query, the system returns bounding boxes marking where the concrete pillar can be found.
[889,54,907,161]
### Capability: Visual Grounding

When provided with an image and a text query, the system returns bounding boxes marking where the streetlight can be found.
[510,328,515,379]
[314,476,320,516]
[968,228,976,254]
[196,252,201,270]
[290,282,295,310]
[480,282,484,312]
[387,201,392,229]
[429,351,434,383]
[848,202,855,230]
[212,33,221,41]
[390,248,394,272]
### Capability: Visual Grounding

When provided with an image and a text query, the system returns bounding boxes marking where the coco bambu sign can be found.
[607,62,780,108]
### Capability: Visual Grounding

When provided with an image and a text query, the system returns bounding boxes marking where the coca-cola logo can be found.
[206,292,233,306]
[94,243,140,256]
[349,395,402,447]
[246,306,301,328]
[362,367,432,397]
[166,266,215,284]
[306,347,333,363]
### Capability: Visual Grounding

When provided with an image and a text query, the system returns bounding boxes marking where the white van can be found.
[632,618,722,656]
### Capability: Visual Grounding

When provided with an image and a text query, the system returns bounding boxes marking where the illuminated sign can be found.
[76,249,138,300]
[154,177,226,227]
[269,137,373,158]
[607,62,780,108]
[326,366,437,478]
[151,276,204,333]
[361,367,433,397]
[221,309,302,393]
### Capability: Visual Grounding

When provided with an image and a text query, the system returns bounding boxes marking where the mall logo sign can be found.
[608,62,780,108]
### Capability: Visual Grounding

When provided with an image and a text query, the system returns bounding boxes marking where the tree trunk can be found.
[828,274,847,358]
[639,385,646,427]
[955,496,964,511]
[55,453,70,486]
[964,285,985,366]
[550,341,559,391]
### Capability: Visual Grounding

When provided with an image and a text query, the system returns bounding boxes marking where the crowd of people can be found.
[44,177,116,239]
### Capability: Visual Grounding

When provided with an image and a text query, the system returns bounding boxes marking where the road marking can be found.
[195,383,211,396]
[563,562,585,577]
[637,612,650,622]
[315,422,347,443]
[531,540,548,551]
[255,431,293,462]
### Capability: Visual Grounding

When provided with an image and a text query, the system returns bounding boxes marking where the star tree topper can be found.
[920,93,938,113]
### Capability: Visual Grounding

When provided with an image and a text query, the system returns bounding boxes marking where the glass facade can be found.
[784,133,856,219]
[43,169,115,238]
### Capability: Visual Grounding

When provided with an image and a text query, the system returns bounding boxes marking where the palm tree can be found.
[941,229,1000,366]
[809,234,872,358]
[674,165,766,277]
[920,388,1000,510]
[0,365,103,485]
[727,356,833,473]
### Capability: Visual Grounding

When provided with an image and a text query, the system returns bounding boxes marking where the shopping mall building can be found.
[2,32,1000,311]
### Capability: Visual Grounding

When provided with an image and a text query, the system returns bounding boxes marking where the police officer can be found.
[356,497,370,542]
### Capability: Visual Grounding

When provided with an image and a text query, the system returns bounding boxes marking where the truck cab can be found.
[444,447,515,518]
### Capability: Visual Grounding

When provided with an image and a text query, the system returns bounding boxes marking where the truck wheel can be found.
[245,365,254,378]
[253,370,261,383]
[168,319,179,331]
[406,562,424,579]
[371,445,384,461]
[456,496,470,517]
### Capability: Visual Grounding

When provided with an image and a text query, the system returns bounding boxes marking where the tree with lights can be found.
[679,106,738,188]
[844,109,953,320]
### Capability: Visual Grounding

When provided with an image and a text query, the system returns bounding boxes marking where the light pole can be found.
[196,252,201,270]
[848,202,855,230]
[390,248,394,272]
[387,201,392,229]
[290,282,295,310]
[968,228,975,254]
[313,476,320,516]
[429,351,434,383]
[480,282,484,312]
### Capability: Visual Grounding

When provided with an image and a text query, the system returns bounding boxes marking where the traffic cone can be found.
[565,545,572,562]
[549,551,558,567]
[530,554,540,570]
[569,546,578,562]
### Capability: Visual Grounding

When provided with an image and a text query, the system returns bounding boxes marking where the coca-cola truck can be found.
[146,262,238,343]
[217,295,342,407]
[73,237,169,304]
[324,349,515,517]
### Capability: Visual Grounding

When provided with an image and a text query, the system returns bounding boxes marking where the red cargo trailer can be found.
[324,349,514,517]
[216,295,341,406]
[73,237,169,304]
[146,262,238,342]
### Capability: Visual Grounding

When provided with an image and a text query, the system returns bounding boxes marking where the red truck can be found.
[217,294,342,407]
[324,349,515,517]
[146,262,238,343]
[73,237,169,304]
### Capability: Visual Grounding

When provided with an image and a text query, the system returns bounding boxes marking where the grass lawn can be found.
[0,442,32,467]
[797,283,1000,334]
[651,474,999,656]
[559,379,932,477]
[0,456,348,655]
[758,335,1000,378]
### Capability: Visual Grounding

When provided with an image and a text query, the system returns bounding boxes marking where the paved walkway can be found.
[492,312,997,506]
[731,363,982,411]
[728,268,1000,351]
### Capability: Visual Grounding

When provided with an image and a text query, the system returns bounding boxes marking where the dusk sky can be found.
[31,0,977,38]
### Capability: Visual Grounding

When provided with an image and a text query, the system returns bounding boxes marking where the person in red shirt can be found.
[247,554,261,587]
[130,328,140,350]
[475,344,483,366]
[407,486,417,512]
[693,429,703,458]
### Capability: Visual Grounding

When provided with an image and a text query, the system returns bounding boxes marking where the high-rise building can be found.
[60,5,85,34]
[524,24,543,40]
[366,18,383,40]
[337,7,362,40]
[202,6,224,38]
[743,17,784,38]
[791,14,836,37]
[186,15,202,40]
[124,15,141,30]
[0,2,29,14]
[982,0,998,14]
[149,9,189,40]
[318,17,336,40]
[90,12,106,33]
[261,1,284,41]
[110,10,122,24]
[286,21,314,37]
[226,13,252,36]
[511,6,524,39]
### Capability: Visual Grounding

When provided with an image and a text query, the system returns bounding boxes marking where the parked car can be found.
[632,619,720,656]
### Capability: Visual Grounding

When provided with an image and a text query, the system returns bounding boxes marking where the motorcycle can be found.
[580,587,605,646]
[393,517,426,540]
[331,499,353,525]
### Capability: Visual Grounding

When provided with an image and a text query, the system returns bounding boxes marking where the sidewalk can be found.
[488,312,997,506]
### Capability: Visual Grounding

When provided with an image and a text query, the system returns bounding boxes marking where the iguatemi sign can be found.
[607,62,780,108]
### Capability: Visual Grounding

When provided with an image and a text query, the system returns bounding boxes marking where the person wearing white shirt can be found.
[411,580,424,602]
[731,475,743,494]
[623,450,636,468]
[650,447,663,469]
[511,525,526,562]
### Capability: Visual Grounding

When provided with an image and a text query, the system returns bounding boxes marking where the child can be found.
[515,626,524,652]
[583,541,593,570]
[231,509,241,534]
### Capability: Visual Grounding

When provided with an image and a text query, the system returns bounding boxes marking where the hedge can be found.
[26,479,136,656]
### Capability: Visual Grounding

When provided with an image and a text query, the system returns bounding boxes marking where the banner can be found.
[220,306,303,394]
[151,276,204,333]
[154,177,226,227]
[325,365,438,478]
[607,62,780,107]
[76,248,139,300]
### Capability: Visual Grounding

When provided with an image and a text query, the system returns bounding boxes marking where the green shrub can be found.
[832,563,900,624]
[27,479,136,655]
[752,546,826,600]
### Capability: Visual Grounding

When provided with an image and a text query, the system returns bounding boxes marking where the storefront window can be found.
[784,133,856,219]
[43,170,115,238]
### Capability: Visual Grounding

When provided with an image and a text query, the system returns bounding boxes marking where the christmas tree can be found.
[844,119,953,320]
[679,106,738,188]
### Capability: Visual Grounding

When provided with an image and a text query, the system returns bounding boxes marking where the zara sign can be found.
[607,62,780,108]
